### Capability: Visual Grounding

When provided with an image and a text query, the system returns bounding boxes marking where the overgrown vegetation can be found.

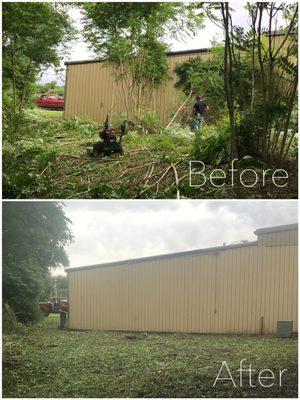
[2,3,74,122]
[3,110,297,199]
[2,2,298,199]
[81,2,205,120]
[174,46,226,122]
[3,315,298,398]
[36,81,65,97]
[174,2,298,165]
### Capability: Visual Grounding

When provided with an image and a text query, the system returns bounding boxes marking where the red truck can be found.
[39,297,68,317]
[36,93,64,110]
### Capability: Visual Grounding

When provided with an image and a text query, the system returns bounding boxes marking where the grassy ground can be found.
[3,315,298,398]
[3,109,297,199]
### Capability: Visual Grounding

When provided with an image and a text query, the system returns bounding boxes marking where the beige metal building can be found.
[63,33,290,125]
[64,48,211,124]
[67,223,297,335]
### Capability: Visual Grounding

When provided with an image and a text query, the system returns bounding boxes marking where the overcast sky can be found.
[40,1,286,85]
[53,200,298,275]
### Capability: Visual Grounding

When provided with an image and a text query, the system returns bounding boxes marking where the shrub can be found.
[193,117,230,165]
[62,116,97,135]
[3,304,19,333]
[236,110,261,157]
[3,139,59,198]
[164,123,194,140]
[139,111,163,134]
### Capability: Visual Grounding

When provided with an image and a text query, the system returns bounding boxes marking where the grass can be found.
[38,109,63,119]
[3,109,297,199]
[3,315,298,398]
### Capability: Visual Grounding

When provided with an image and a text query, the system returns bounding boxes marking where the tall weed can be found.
[193,117,230,165]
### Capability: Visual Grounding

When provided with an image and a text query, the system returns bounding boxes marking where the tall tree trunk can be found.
[279,77,298,161]
[221,2,237,160]
[257,4,269,161]
[11,39,17,114]
[250,5,258,108]
[19,60,33,113]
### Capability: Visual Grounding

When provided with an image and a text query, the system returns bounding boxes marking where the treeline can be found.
[2,2,74,123]
[3,202,73,326]
[37,81,65,97]
[175,3,298,166]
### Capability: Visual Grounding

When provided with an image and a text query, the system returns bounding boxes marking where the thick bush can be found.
[139,111,163,134]
[3,139,59,198]
[3,304,20,333]
[193,117,230,165]
[62,116,97,134]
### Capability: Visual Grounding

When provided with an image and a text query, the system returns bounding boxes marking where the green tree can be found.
[174,46,226,120]
[188,2,298,165]
[81,2,204,119]
[3,202,73,323]
[2,2,75,118]
[52,275,68,298]
[36,81,65,97]
[252,2,298,163]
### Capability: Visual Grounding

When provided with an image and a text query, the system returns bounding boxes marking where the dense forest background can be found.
[3,202,72,328]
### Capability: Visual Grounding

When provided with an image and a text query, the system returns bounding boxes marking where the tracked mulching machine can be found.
[88,116,134,157]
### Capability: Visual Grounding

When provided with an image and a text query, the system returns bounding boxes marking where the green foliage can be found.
[36,81,65,97]
[174,49,225,115]
[164,123,194,140]
[197,3,298,163]
[82,3,204,57]
[3,138,59,198]
[139,111,163,133]
[3,304,20,333]
[3,202,73,323]
[276,55,298,78]
[2,109,297,199]
[174,44,253,120]
[62,116,97,134]
[2,2,75,114]
[48,275,68,298]
[55,276,68,298]
[82,2,205,118]
[3,110,99,198]
[193,117,230,165]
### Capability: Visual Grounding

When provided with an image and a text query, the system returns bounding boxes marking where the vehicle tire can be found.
[92,141,104,155]
[116,143,123,155]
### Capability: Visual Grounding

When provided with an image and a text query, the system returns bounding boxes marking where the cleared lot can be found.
[3,315,297,398]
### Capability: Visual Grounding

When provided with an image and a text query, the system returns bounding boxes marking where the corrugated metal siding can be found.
[64,51,211,124]
[68,228,297,334]
[257,229,298,246]
[260,244,297,334]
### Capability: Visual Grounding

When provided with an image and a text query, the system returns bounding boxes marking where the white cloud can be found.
[53,200,297,276]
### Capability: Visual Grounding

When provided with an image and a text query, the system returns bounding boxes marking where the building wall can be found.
[64,50,211,125]
[257,228,298,247]
[67,228,297,334]
[64,34,293,125]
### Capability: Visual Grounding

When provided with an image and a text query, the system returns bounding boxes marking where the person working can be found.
[193,95,209,132]
[59,300,68,329]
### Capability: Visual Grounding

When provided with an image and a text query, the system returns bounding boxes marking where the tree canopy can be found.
[81,2,205,119]
[175,2,298,165]
[2,2,75,116]
[3,202,73,322]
